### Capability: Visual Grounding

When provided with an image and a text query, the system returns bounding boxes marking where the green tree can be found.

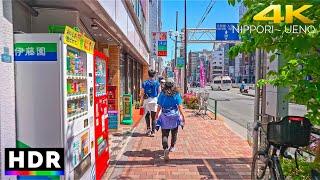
[227,0,320,166]
[227,0,320,126]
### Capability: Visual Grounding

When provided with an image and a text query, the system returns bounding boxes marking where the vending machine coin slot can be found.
[84,119,88,128]
[90,87,93,106]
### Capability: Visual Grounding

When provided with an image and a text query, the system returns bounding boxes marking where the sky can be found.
[161,0,240,64]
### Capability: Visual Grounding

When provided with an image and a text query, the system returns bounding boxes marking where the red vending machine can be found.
[94,50,109,179]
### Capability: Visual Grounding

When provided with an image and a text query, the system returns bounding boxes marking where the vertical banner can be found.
[200,60,205,88]
[152,32,157,57]
[152,32,167,57]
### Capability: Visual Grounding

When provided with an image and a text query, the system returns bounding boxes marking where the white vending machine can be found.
[14,32,96,180]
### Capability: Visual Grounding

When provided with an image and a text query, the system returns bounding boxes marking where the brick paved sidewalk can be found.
[108,109,252,179]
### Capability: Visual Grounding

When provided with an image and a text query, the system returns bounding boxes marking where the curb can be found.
[241,93,255,97]
[207,108,250,141]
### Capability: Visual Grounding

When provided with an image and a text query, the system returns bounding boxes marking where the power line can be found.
[189,0,216,40]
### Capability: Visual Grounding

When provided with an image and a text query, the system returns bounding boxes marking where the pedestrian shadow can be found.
[114,157,251,179]
[131,132,146,137]
[113,176,134,180]
[123,149,163,158]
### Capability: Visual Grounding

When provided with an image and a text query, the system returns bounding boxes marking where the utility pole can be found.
[183,0,187,93]
[174,11,178,67]
[253,48,261,155]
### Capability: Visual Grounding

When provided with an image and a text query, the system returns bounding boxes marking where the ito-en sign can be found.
[253,5,314,24]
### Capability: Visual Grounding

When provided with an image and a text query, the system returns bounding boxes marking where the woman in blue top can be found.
[155,78,186,161]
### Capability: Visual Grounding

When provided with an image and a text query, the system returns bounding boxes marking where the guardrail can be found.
[207,97,230,120]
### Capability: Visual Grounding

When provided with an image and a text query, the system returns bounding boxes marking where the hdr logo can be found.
[5,148,64,176]
[253,5,314,24]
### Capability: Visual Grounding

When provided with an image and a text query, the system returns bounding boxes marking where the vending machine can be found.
[14,28,96,180]
[93,50,109,179]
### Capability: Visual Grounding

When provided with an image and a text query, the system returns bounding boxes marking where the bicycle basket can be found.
[267,116,312,147]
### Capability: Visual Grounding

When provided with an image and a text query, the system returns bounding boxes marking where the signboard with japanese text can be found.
[122,94,132,121]
[64,26,95,54]
[14,43,57,61]
[216,23,239,41]
[151,32,167,57]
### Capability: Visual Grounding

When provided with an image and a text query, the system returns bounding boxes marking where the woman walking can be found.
[155,78,185,161]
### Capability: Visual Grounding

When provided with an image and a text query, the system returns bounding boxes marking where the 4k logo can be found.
[253,5,314,24]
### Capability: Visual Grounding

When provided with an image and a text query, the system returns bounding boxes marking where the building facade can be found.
[239,2,255,83]
[0,0,15,179]
[211,49,224,79]
[0,0,153,178]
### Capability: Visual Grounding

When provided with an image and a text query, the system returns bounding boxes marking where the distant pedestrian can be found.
[240,81,246,93]
[140,69,161,137]
[158,76,166,91]
[155,78,186,161]
[160,79,166,91]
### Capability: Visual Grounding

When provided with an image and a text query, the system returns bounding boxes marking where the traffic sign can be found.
[176,57,184,68]
[216,23,239,41]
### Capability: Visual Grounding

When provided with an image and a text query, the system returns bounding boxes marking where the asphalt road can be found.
[192,87,307,128]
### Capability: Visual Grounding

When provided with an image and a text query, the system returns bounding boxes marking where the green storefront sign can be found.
[121,94,133,125]
[14,43,57,61]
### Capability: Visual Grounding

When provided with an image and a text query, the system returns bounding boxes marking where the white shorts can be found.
[143,97,158,113]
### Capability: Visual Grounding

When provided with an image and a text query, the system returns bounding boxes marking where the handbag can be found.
[140,107,145,115]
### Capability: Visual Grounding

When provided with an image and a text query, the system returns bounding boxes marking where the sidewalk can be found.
[106,109,252,179]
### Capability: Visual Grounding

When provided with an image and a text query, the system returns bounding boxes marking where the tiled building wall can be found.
[0,0,16,179]
[108,45,121,124]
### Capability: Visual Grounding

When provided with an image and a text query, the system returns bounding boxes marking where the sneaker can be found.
[146,129,151,136]
[169,146,176,152]
[150,132,155,137]
[164,149,170,161]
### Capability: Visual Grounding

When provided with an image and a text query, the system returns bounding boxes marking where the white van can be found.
[210,76,232,91]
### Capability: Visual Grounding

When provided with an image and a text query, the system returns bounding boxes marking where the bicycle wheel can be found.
[252,151,270,179]
[273,157,285,180]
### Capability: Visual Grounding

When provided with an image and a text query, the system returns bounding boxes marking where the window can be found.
[214,80,221,84]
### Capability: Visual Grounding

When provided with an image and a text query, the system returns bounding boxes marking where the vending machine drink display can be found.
[93,50,110,179]
[14,28,96,180]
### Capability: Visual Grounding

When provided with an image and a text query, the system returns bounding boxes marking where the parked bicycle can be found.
[196,90,209,115]
[251,116,320,180]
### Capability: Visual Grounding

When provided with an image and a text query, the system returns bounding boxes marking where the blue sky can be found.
[161,0,240,63]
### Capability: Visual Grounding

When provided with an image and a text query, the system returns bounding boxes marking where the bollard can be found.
[214,100,217,120]
[209,98,230,120]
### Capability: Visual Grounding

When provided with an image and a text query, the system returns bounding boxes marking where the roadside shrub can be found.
[282,137,320,179]
[183,93,199,109]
